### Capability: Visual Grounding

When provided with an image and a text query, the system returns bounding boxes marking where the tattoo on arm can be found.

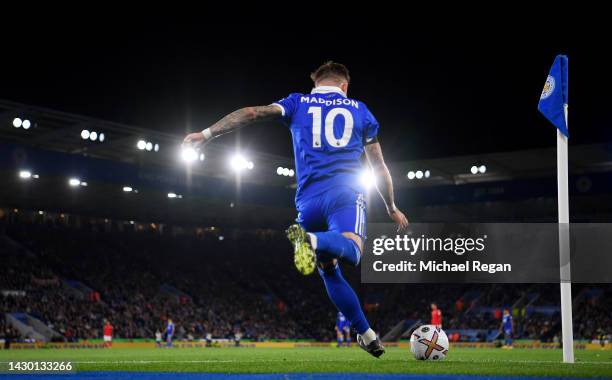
[365,142,396,211]
[208,105,282,138]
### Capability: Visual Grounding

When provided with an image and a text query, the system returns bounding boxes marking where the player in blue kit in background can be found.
[335,312,351,347]
[166,318,175,348]
[500,309,513,348]
[183,62,409,358]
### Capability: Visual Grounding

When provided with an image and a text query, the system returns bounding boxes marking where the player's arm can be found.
[183,105,283,146]
[364,142,409,231]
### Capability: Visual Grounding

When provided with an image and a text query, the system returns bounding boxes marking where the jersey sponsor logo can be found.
[300,96,359,109]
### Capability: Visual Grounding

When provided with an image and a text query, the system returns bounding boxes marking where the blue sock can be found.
[319,263,370,335]
[312,231,361,265]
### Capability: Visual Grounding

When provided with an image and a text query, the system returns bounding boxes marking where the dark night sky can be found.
[1,16,609,162]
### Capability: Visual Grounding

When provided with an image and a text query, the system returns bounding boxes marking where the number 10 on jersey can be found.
[307,106,354,148]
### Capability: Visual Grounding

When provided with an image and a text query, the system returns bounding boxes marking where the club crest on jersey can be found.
[540,75,555,100]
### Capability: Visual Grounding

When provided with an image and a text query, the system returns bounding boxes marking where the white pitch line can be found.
[1,358,610,365]
[446,359,612,365]
[72,360,236,364]
[67,358,363,365]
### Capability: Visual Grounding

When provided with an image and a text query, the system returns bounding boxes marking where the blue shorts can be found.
[296,186,366,239]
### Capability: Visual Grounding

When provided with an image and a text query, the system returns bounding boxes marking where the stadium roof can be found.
[0,99,294,187]
[2,98,611,189]
[395,143,612,188]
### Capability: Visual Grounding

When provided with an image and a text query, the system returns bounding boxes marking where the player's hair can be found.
[311,61,350,84]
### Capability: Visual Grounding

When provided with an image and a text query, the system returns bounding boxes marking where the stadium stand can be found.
[1,213,610,344]
[1,102,611,347]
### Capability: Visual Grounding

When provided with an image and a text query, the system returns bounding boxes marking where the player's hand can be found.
[387,205,409,232]
[183,132,207,148]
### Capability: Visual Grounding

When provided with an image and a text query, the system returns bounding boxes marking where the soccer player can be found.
[234,330,243,347]
[155,329,162,348]
[431,303,442,329]
[166,318,175,348]
[183,61,409,358]
[103,320,113,347]
[335,311,351,347]
[501,309,513,348]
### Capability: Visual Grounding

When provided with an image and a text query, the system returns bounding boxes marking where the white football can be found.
[410,325,449,360]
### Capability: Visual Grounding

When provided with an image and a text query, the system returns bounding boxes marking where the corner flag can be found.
[538,55,569,137]
[539,55,574,364]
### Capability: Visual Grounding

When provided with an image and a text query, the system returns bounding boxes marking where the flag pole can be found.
[558,103,574,363]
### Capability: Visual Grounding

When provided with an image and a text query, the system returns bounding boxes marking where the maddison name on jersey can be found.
[299,95,359,109]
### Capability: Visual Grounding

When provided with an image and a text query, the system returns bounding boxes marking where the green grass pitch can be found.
[1,347,612,377]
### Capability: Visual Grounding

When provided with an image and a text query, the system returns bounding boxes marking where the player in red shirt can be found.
[103,320,113,347]
[431,303,442,329]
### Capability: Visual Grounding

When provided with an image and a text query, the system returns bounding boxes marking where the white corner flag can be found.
[538,55,573,363]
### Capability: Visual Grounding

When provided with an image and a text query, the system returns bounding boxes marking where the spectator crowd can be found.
[1,216,610,344]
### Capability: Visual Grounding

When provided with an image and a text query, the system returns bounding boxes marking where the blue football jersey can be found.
[502,314,512,330]
[273,86,380,205]
[336,312,349,329]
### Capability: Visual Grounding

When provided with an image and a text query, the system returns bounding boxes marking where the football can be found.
[410,325,449,360]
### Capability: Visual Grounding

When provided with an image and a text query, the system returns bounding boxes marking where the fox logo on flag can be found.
[538,55,569,137]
